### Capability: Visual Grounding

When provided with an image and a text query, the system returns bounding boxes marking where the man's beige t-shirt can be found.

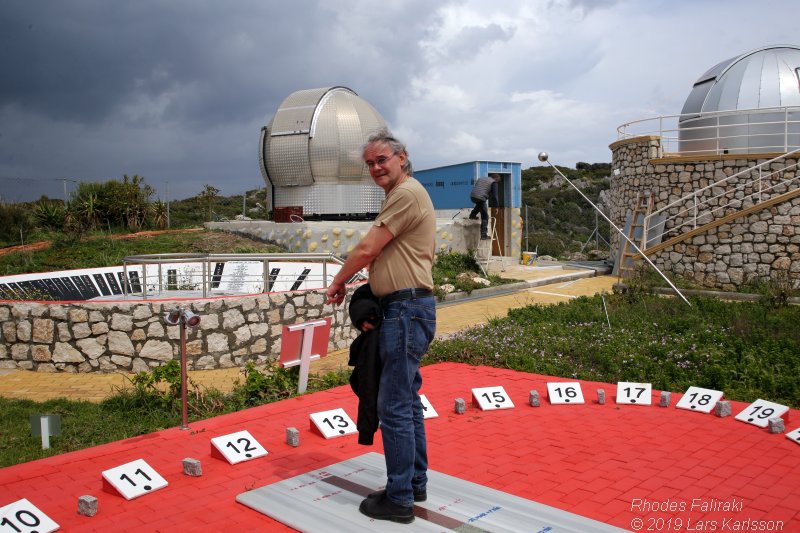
[368,177,435,298]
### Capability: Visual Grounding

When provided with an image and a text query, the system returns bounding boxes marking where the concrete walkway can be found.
[0,263,616,403]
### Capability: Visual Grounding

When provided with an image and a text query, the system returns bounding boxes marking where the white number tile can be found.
[546,382,585,405]
[309,408,357,439]
[101,458,168,500]
[420,394,438,419]
[734,399,789,429]
[675,386,724,414]
[0,498,59,533]
[471,386,514,411]
[210,430,268,464]
[615,382,652,405]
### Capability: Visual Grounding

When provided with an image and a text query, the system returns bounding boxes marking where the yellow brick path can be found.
[0,266,616,403]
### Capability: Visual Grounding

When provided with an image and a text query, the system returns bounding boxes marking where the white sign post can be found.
[280,319,331,394]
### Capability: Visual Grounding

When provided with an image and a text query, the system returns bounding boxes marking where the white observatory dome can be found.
[679,45,800,154]
[259,86,388,218]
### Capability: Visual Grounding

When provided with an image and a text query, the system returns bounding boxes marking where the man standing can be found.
[468,173,501,240]
[326,128,436,524]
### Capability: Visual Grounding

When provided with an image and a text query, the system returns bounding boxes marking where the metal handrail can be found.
[617,106,800,156]
[643,148,800,248]
[121,252,356,300]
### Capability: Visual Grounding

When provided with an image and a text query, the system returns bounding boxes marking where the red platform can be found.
[1,363,798,532]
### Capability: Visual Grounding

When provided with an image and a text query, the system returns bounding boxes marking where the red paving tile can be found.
[1,362,799,532]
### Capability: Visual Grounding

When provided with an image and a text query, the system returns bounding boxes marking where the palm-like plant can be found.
[74,193,100,230]
[33,200,66,230]
[151,200,168,230]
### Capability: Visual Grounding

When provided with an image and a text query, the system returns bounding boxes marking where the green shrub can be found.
[428,293,800,408]
[432,251,511,297]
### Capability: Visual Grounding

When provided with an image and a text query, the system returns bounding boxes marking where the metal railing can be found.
[121,252,356,300]
[643,148,800,248]
[617,106,800,157]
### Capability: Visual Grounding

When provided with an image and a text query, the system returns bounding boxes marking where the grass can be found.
[1,362,350,467]
[1,232,797,467]
[427,291,800,409]
[0,229,282,276]
[3,292,798,467]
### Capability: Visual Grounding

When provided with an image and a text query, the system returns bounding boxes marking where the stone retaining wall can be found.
[610,136,800,290]
[206,213,523,260]
[0,288,358,373]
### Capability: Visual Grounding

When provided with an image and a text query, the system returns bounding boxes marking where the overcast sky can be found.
[0,0,797,203]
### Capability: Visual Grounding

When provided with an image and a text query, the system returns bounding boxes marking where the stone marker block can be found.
[659,391,671,408]
[768,417,785,434]
[183,457,202,476]
[597,388,605,405]
[78,495,98,517]
[714,400,731,417]
[286,427,300,447]
[454,398,466,414]
[529,390,540,407]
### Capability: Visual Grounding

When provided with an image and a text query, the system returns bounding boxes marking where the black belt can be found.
[379,288,433,305]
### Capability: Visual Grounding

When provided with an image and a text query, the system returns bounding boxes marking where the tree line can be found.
[0,175,268,247]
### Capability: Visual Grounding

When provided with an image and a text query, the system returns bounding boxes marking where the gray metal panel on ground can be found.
[236,452,628,532]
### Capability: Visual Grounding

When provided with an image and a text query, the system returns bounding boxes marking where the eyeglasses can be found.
[365,153,396,168]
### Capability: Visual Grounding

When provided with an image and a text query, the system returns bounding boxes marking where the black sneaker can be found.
[367,488,427,502]
[359,493,414,524]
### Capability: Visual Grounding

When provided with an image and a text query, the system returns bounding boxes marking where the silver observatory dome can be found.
[259,86,388,218]
[678,45,800,154]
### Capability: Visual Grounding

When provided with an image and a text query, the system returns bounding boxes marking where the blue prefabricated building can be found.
[415,161,521,210]
[416,161,523,258]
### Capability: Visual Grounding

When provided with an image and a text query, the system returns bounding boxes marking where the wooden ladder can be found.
[618,191,653,279]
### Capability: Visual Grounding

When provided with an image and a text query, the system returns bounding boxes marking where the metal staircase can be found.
[636,148,800,258]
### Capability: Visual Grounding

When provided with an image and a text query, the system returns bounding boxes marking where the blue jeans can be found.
[378,295,436,507]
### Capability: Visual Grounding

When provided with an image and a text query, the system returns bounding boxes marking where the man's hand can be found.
[326,281,346,306]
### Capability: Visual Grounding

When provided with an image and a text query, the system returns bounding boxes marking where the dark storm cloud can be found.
[0,0,443,201]
[1,0,342,126]
[2,0,795,205]
[0,0,441,128]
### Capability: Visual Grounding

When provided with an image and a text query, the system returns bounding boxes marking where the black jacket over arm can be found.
[347,283,382,445]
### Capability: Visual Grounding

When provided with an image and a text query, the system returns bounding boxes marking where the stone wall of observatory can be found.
[205,218,498,258]
[610,136,800,291]
[0,288,358,373]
